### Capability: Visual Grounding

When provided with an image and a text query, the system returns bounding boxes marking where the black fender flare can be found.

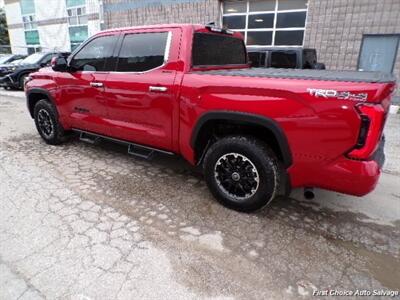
[190,111,293,168]
[26,88,58,118]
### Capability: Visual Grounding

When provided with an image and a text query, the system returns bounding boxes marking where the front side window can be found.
[116,32,169,72]
[70,35,117,71]
[222,0,308,46]
[192,33,247,66]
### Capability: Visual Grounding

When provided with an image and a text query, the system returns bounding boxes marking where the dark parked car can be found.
[0,54,26,65]
[0,52,69,90]
[248,47,326,69]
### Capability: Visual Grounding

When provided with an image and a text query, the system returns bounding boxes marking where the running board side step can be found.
[128,144,154,160]
[79,132,101,144]
[73,129,174,160]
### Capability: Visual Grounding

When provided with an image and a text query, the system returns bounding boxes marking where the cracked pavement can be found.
[0,92,399,299]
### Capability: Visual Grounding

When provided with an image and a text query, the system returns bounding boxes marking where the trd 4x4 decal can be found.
[307,88,368,101]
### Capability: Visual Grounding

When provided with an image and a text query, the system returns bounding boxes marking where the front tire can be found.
[19,74,28,90]
[203,136,280,212]
[34,99,67,145]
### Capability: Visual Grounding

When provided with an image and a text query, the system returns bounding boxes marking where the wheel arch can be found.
[26,88,57,118]
[190,111,293,168]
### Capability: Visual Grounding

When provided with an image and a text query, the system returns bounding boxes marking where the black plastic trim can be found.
[191,111,293,168]
[26,88,57,118]
[72,128,175,156]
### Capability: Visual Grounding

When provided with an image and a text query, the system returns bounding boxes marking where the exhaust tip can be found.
[304,187,315,200]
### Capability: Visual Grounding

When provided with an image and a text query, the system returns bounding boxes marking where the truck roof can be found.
[101,23,204,34]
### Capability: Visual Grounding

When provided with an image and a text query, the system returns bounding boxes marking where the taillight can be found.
[347,104,385,160]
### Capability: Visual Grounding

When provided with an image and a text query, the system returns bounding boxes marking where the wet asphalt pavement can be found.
[0,91,399,299]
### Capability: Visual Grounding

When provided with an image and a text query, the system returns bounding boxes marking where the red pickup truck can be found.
[25,24,396,212]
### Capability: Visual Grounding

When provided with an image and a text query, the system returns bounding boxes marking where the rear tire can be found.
[203,136,280,212]
[34,99,67,145]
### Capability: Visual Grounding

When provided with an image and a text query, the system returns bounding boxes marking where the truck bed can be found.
[194,68,396,83]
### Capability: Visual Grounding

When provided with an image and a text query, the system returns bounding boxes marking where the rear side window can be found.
[270,51,297,69]
[116,32,169,72]
[70,35,117,71]
[192,33,247,67]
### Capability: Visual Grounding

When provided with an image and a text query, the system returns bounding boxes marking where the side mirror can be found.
[51,56,68,72]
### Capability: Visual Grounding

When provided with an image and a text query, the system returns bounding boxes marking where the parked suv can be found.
[248,47,326,69]
[0,52,69,90]
[25,24,396,212]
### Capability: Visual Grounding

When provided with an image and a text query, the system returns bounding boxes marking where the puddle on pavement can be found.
[333,238,400,290]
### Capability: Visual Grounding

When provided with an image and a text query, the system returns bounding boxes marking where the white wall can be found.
[5,2,27,54]
[8,28,27,54]
[39,23,70,52]
[35,0,67,20]
[87,0,102,38]
[5,1,22,25]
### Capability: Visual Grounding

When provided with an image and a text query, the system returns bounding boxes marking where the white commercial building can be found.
[4,0,103,54]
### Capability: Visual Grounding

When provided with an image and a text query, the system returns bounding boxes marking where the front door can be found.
[104,29,180,150]
[358,34,400,73]
[59,34,119,135]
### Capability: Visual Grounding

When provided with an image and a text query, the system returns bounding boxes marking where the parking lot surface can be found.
[0,92,399,299]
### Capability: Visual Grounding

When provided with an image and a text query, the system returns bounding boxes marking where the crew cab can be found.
[25,24,396,212]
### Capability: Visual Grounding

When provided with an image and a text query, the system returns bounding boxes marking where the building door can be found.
[358,34,400,73]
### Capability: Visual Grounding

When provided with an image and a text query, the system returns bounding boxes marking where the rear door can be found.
[58,34,119,135]
[104,28,181,150]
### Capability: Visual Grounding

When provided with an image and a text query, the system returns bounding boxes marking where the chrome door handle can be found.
[149,86,168,92]
[90,82,104,88]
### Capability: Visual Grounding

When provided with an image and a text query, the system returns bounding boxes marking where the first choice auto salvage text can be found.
[313,289,399,297]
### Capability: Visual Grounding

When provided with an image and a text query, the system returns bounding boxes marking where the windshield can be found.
[21,53,46,64]
[11,59,23,65]
[0,55,12,64]
[192,33,247,67]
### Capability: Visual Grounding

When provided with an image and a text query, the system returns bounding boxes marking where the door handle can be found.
[149,86,168,92]
[90,82,104,88]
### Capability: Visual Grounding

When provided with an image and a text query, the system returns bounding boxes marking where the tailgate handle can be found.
[149,86,168,93]
[90,82,104,88]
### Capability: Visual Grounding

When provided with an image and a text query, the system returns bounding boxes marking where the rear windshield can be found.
[192,33,247,67]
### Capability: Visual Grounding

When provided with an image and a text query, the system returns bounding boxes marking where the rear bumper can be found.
[289,137,385,196]
[311,157,381,196]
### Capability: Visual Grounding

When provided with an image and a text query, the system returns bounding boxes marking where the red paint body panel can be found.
[26,24,396,197]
